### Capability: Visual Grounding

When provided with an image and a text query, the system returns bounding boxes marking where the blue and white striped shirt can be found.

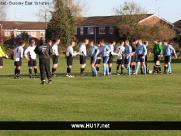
[98,44,111,57]
[135,44,147,56]
[124,46,132,57]
[163,44,176,56]
[87,45,99,57]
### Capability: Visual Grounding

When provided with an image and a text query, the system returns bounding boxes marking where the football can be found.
[148,70,152,74]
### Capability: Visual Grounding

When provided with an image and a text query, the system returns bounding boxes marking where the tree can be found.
[113,1,175,42]
[0,0,8,21]
[113,1,148,40]
[35,0,88,26]
[62,0,89,25]
[45,0,75,46]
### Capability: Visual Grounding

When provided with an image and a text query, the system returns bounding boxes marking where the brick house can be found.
[173,20,181,36]
[0,14,173,46]
[75,14,173,43]
[0,21,46,46]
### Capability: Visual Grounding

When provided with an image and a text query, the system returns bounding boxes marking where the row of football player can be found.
[12,39,61,81]
[1,38,179,80]
[65,38,178,77]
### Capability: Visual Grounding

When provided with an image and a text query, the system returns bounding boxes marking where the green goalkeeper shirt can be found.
[153,43,163,55]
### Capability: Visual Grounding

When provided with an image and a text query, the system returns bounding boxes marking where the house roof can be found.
[139,14,173,26]
[79,16,121,26]
[79,14,173,27]
[0,21,46,30]
[173,20,181,28]
[0,14,173,30]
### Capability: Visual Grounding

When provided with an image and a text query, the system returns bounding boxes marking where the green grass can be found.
[0,58,181,135]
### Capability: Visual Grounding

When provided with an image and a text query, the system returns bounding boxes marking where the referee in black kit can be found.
[34,38,53,85]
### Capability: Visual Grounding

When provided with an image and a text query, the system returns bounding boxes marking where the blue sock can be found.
[106,66,109,75]
[92,68,94,76]
[135,65,140,74]
[167,65,171,73]
[128,66,130,75]
[93,68,97,74]
[103,66,106,75]
[144,65,146,75]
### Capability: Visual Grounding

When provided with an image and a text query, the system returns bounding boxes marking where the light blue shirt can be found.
[163,44,176,56]
[124,45,132,56]
[135,44,147,56]
[87,45,99,57]
[98,44,111,57]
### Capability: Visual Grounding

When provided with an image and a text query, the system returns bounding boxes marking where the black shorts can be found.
[154,55,160,63]
[95,59,101,64]
[164,56,171,63]
[145,55,148,63]
[103,56,109,64]
[117,59,124,65]
[28,59,36,67]
[124,56,131,64]
[108,55,113,63]
[137,55,145,63]
[67,56,73,66]
[80,55,86,64]
[131,56,136,62]
[0,57,3,66]
[53,55,59,64]
[14,59,22,67]
[90,56,97,64]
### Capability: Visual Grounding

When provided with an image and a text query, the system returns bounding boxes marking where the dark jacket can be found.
[34,42,53,59]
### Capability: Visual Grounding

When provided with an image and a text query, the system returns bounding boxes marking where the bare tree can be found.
[0,0,9,21]
[35,0,89,25]
[114,1,147,16]
[113,1,175,41]
[113,1,148,40]
[62,0,89,25]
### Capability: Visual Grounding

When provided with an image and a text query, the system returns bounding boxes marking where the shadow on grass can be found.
[112,58,181,64]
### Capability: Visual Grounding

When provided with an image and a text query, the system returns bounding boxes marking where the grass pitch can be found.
[0,58,181,135]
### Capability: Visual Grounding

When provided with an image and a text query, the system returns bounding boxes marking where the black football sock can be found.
[121,67,124,74]
[132,65,135,72]
[96,67,99,72]
[117,65,119,71]
[14,68,17,75]
[29,68,32,75]
[67,68,69,74]
[54,68,56,73]
[109,67,111,73]
[17,69,20,76]
[52,68,56,74]
[68,68,70,73]
[69,68,71,75]
[80,68,83,74]
[34,68,38,74]
[140,67,143,74]
[158,65,161,72]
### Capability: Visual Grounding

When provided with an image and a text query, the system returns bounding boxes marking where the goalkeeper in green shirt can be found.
[153,39,163,74]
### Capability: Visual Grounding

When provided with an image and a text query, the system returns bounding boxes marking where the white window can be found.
[74,27,77,35]
[87,27,94,35]
[109,27,113,34]
[28,31,36,37]
[80,27,84,35]
[99,27,105,34]
[4,31,11,37]
[40,31,45,37]
[14,31,22,38]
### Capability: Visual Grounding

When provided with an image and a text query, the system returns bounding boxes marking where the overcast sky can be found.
[4,0,181,23]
